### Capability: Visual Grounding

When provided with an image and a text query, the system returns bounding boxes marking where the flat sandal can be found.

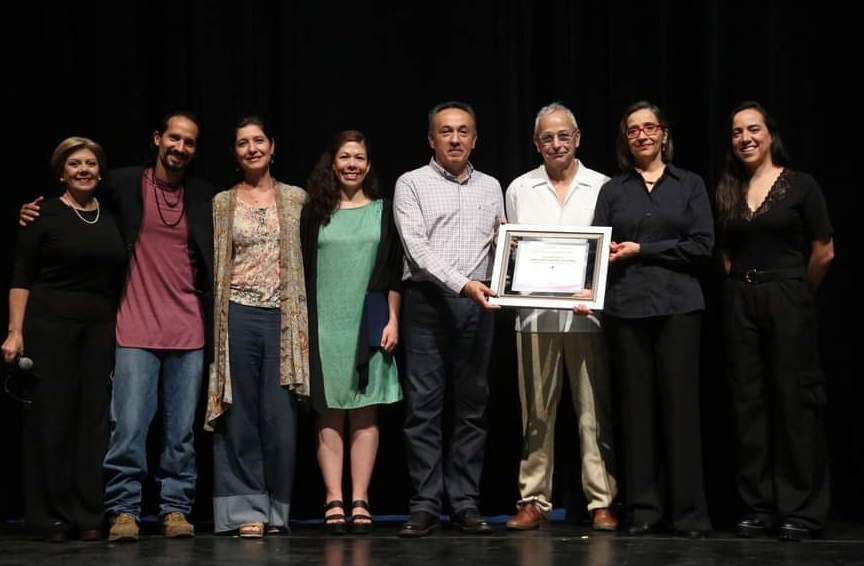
[238,522,265,538]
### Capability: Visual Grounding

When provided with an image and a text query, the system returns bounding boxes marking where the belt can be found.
[729,267,805,284]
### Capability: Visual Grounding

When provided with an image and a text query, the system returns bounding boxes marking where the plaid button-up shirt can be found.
[394,159,505,294]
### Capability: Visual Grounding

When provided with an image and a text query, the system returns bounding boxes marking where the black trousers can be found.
[401,283,494,515]
[606,312,711,531]
[21,307,114,533]
[724,277,829,530]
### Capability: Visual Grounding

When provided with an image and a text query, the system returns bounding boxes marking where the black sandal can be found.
[350,500,374,534]
[323,500,347,535]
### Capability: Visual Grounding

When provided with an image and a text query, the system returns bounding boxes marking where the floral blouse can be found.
[230,198,280,308]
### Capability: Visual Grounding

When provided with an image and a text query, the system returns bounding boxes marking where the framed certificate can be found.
[489,224,612,310]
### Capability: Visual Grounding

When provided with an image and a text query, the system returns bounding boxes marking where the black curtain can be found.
[2,1,857,526]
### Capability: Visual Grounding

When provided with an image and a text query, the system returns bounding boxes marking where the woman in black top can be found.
[594,101,714,537]
[716,102,834,541]
[2,137,126,542]
[300,130,403,533]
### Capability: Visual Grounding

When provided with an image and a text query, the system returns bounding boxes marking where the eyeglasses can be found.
[537,130,578,146]
[626,123,664,139]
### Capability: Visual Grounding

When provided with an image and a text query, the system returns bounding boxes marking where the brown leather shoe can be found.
[592,508,618,531]
[506,502,548,530]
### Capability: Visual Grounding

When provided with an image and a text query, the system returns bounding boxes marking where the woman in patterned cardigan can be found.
[205,116,309,538]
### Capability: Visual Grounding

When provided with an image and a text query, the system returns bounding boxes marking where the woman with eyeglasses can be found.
[716,102,833,541]
[593,101,714,537]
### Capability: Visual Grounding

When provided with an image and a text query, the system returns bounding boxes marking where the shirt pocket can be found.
[472,202,500,242]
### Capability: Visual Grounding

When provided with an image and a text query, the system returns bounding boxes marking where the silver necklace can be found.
[61,195,100,225]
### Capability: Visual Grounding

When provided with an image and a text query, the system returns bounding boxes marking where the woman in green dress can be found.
[300,130,403,534]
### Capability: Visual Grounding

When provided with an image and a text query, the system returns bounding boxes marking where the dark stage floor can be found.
[1,520,863,566]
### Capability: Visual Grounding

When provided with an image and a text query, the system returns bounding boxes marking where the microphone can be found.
[16,356,34,372]
[4,355,35,405]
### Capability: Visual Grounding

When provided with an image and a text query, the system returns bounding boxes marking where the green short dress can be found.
[316,200,402,409]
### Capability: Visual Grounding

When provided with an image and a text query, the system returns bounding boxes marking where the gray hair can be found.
[534,102,579,136]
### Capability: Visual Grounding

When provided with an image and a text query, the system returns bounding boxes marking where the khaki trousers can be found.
[515,332,617,513]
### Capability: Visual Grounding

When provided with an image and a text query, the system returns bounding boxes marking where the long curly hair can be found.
[306,130,379,225]
[715,101,790,225]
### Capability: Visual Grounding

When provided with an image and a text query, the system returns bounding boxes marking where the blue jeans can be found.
[103,347,204,518]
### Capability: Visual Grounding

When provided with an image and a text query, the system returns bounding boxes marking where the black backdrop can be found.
[2,2,858,527]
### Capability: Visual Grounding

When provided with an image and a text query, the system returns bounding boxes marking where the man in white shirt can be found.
[504,103,618,531]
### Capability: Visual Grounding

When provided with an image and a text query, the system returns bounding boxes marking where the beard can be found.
[161,150,189,173]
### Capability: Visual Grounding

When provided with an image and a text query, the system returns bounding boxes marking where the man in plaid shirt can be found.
[394,101,504,537]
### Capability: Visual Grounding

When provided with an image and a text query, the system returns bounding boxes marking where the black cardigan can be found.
[300,199,404,412]
[104,166,215,285]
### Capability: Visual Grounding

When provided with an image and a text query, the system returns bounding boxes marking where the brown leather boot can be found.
[108,513,139,542]
[162,512,195,538]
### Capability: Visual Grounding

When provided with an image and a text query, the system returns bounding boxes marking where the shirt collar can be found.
[430,158,474,184]
[624,162,682,183]
[534,159,589,190]
[664,163,683,179]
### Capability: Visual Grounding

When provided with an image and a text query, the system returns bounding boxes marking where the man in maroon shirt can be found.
[20,112,216,542]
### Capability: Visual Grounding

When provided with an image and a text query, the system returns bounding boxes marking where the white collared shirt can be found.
[504,160,609,333]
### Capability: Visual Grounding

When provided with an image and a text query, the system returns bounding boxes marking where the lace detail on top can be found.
[744,168,789,221]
